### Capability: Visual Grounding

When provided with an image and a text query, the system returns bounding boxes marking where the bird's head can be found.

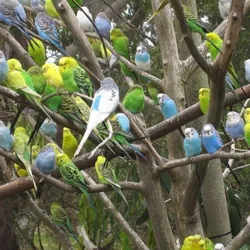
[214,243,225,250]
[183,235,194,245]
[198,88,210,100]
[63,127,72,138]
[244,59,250,68]
[50,202,61,213]
[42,63,58,78]
[14,127,26,135]
[136,45,147,55]
[56,153,70,166]
[0,51,6,63]
[244,108,250,120]
[157,93,169,105]
[59,57,77,73]
[7,59,22,71]
[227,111,240,123]
[28,66,43,75]
[206,32,220,42]
[110,28,124,41]
[202,124,215,137]
[95,155,106,168]
[0,121,5,127]
[184,127,198,139]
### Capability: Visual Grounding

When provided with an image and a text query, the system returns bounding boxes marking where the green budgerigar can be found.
[198,88,210,115]
[13,127,37,190]
[59,57,93,96]
[181,235,214,250]
[95,155,128,205]
[147,82,161,105]
[110,28,137,79]
[122,85,145,113]
[56,153,94,208]
[28,38,46,67]
[50,202,80,244]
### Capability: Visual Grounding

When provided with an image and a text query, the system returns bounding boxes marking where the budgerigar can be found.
[95,155,128,205]
[28,38,46,67]
[41,119,57,139]
[13,127,37,190]
[214,243,225,250]
[50,202,80,244]
[202,123,241,184]
[35,144,56,174]
[94,12,111,40]
[77,6,93,32]
[244,123,250,147]
[226,111,245,140]
[62,127,78,159]
[181,235,214,250]
[135,45,151,71]
[6,59,51,132]
[244,59,250,82]
[0,51,8,83]
[0,121,14,151]
[110,28,136,79]
[147,82,161,105]
[30,0,44,13]
[75,77,119,156]
[59,57,93,96]
[44,0,60,19]
[199,88,210,114]
[244,108,250,123]
[0,0,31,40]
[157,93,178,119]
[27,66,47,95]
[219,0,231,20]
[122,85,144,113]
[183,128,202,157]
[35,12,65,54]
[56,153,94,207]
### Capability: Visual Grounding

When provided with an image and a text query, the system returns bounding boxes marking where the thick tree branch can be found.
[76,226,98,250]
[0,26,36,67]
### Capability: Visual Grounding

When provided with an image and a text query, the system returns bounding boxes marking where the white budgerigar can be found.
[244,59,250,82]
[76,6,93,32]
[218,0,231,20]
[74,77,119,156]
[214,243,225,250]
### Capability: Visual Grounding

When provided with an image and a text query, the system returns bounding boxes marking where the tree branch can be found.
[76,226,98,250]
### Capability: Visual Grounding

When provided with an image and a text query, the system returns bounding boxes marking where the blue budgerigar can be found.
[116,113,130,133]
[40,118,57,139]
[183,127,202,157]
[201,124,222,154]
[0,0,31,40]
[0,121,14,151]
[157,93,178,119]
[75,77,120,156]
[35,144,56,174]
[226,111,245,140]
[244,59,250,82]
[94,12,111,40]
[35,12,65,54]
[135,45,151,71]
[0,51,8,83]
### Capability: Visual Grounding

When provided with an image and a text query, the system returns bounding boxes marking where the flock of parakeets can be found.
[0,0,248,247]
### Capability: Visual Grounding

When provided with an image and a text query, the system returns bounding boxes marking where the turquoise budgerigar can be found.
[157,93,178,119]
[35,12,65,54]
[183,127,202,157]
[0,121,14,151]
[35,144,56,174]
[201,123,241,185]
[135,45,151,71]
[74,77,119,156]
[0,51,8,83]
[0,0,31,41]
[40,119,57,140]
[226,111,245,140]
[95,12,111,40]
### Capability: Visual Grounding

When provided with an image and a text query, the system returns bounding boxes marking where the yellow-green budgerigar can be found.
[95,155,128,205]
[199,88,210,115]
[58,57,93,96]
[62,127,78,159]
[181,235,214,250]
[44,0,61,19]
[28,38,46,67]
[13,127,37,190]
[244,108,250,123]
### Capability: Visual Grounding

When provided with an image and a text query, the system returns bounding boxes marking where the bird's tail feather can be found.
[223,160,241,186]
[75,125,93,156]
[111,182,128,206]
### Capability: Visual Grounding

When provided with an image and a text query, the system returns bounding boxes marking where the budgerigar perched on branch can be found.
[95,12,111,40]
[0,121,14,151]
[218,0,231,20]
[74,77,119,156]
[28,38,46,67]
[183,128,202,157]
[135,45,151,71]
[62,128,78,159]
[77,6,93,32]
[226,111,244,140]
[199,88,210,115]
[0,51,8,83]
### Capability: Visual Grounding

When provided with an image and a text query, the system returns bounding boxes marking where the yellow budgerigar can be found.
[244,108,250,123]
[44,0,61,19]
[42,63,64,89]
[199,88,210,115]
[62,127,78,159]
